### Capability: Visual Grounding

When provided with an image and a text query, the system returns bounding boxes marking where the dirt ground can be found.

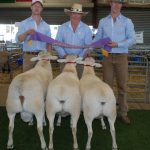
[0,84,9,106]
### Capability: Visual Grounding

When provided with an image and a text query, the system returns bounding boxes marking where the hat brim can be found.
[31,1,43,6]
[64,9,88,16]
[110,0,126,3]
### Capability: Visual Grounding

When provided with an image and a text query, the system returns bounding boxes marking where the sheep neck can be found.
[83,65,95,76]
[66,62,76,64]
[41,58,50,61]
[63,63,77,75]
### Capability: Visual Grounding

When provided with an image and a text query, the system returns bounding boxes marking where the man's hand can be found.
[108,41,118,48]
[18,29,36,42]
[63,54,68,58]
[25,29,36,36]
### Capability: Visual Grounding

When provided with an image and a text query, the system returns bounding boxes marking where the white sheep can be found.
[78,57,118,150]
[46,55,82,150]
[6,51,57,150]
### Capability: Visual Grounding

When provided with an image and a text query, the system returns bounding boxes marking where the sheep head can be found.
[30,51,58,61]
[57,54,83,63]
[77,57,102,68]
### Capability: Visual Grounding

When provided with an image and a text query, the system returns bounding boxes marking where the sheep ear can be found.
[57,59,66,63]
[50,56,58,60]
[94,63,102,68]
[30,57,39,61]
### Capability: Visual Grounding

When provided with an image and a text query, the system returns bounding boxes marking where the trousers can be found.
[102,54,128,116]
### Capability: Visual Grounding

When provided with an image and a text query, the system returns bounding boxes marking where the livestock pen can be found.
[0,49,150,150]
[0,48,150,105]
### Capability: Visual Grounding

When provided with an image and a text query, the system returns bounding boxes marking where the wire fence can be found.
[93,49,150,103]
[0,48,150,103]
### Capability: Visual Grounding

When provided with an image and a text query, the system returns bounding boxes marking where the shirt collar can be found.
[108,13,123,20]
[29,16,43,22]
[68,21,82,29]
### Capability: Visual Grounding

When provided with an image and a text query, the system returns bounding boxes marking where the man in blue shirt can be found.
[16,0,51,72]
[94,0,136,124]
[54,3,92,78]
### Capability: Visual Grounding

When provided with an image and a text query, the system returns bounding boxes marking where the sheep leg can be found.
[7,113,15,149]
[48,115,55,150]
[71,117,79,150]
[43,114,47,126]
[100,116,106,130]
[107,117,118,150]
[70,117,73,128]
[36,115,47,150]
[56,114,61,126]
[71,109,81,150]
[28,115,33,126]
[85,119,93,150]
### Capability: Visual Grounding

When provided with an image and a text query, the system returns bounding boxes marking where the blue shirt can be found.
[94,14,136,53]
[16,16,51,52]
[54,21,92,58]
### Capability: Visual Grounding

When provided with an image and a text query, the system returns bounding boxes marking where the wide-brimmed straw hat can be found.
[64,3,88,16]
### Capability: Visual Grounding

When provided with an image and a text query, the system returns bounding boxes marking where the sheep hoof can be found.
[56,123,61,126]
[7,144,14,149]
[74,148,79,150]
[48,148,54,150]
[85,147,91,150]
[102,126,107,130]
[42,147,48,150]
[43,122,47,126]
[112,148,118,150]
[28,121,33,126]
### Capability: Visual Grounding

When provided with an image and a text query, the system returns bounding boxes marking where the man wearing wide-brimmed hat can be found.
[54,3,92,79]
[94,0,136,124]
[16,0,51,72]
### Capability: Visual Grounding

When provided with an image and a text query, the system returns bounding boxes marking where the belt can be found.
[109,53,127,56]
[24,51,41,55]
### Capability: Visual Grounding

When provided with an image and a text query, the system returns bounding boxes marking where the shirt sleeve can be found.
[93,19,103,42]
[54,26,66,58]
[45,24,51,38]
[118,19,136,48]
[79,27,93,57]
[15,21,25,43]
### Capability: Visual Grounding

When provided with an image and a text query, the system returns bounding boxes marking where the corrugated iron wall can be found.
[0,6,149,44]
[0,8,93,25]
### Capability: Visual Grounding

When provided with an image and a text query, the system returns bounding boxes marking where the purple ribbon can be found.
[30,32,112,52]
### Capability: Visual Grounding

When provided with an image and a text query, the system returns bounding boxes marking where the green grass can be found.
[1,107,150,150]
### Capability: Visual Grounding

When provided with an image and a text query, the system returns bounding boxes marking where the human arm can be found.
[18,29,35,43]
[45,25,52,52]
[54,26,66,58]
[79,27,93,57]
[117,19,136,48]
[46,44,52,52]
[93,20,103,42]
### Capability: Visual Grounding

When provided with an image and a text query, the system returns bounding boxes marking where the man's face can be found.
[111,2,122,14]
[70,12,82,23]
[31,2,43,15]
